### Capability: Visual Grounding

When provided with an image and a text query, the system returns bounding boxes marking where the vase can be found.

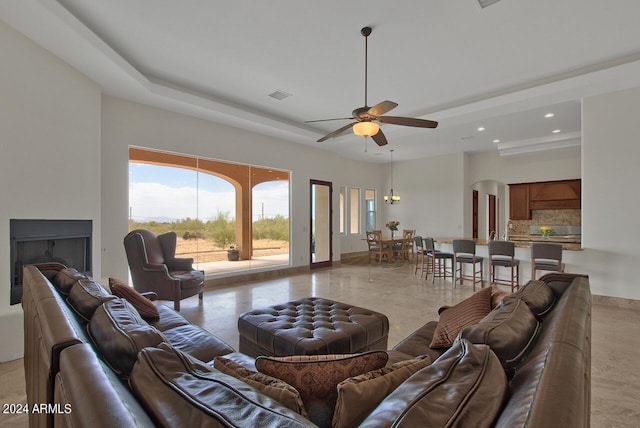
[391,230,395,239]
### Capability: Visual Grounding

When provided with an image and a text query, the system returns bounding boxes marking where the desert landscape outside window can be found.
[128,147,290,273]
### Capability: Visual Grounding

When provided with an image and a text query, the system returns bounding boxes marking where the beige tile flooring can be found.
[1,260,639,427]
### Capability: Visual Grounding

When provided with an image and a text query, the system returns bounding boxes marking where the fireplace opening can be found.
[10,219,92,305]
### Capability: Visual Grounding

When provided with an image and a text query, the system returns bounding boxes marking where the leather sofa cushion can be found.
[161,324,234,362]
[430,286,492,349]
[129,343,314,428]
[214,356,307,417]
[53,268,87,295]
[89,298,166,377]
[359,340,508,428]
[490,285,511,309]
[109,277,160,320]
[508,280,556,319]
[256,352,388,428]
[332,354,432,428]
[459,298,540,370]
[67,279,116,322]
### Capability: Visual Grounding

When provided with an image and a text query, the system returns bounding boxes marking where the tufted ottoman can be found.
[237,297,389,357]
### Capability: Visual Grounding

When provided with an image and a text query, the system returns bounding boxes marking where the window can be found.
[365,189,376,231]
[128,147,290,274]
[339,186,346,234]
[349,187,360,234]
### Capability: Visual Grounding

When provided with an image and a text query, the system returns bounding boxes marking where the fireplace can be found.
[10,219,92,305]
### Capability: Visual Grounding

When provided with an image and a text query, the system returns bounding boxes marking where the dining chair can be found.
[530,242,565,279]
[424,237,453,283]
[366,230,392,264]
[414,236,427,276]
[393,229,415,261]
[453,239,484,290]
[488,240,520,292]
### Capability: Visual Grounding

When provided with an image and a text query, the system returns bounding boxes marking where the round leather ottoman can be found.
[238,297,389,357]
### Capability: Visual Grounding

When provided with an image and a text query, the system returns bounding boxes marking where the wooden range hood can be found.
[509,179,581,220]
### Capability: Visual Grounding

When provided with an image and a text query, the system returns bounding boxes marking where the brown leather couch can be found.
[23,263,590,428]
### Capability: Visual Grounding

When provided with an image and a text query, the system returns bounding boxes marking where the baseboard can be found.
[204,265,310,287]
[592,294,640,310]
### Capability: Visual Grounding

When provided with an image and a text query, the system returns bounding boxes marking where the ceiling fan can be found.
[307,26,438,146]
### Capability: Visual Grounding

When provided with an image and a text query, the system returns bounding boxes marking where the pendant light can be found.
[384,150,400,204]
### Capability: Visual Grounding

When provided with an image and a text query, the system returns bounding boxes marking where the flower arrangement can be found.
[386,220,400,231]
[539,226,554,238]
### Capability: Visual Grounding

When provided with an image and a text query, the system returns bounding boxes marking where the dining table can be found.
[380,236,405,262]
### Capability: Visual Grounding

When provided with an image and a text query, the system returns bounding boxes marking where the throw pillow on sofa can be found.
[109,277,160,320]
[130,343,312,428]
[256,351,388,428]
[430,286,492,349]
[332,354,432,428]
[459,298,540,371]
[507,280,556,319]
[67,278,116,322]
[359,339,508,428]
[89,298,167,377]
[214,356,308,417]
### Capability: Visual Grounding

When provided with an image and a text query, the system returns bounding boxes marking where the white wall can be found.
[381,153,466,238]
[582,87,640,299]
[0,21,101,361]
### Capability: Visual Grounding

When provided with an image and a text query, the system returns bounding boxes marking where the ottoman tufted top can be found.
[238,297,389,356]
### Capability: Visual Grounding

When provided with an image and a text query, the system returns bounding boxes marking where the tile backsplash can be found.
[510,209,581,236]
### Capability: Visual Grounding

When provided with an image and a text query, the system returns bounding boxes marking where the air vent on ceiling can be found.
[477,0,502,8]
[268,90,291,100]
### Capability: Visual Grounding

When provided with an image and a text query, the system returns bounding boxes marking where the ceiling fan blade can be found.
[317,122,357,142]
[371,129,388,146]
[367,101,398,117]
[305,117,354,123]
[379,116,438,128]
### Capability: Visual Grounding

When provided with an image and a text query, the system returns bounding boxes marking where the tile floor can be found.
[1,260,639,427]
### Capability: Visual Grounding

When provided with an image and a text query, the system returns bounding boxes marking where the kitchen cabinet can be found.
[529,179,580,209]
[509,183,530,220]
[509,179,581,219]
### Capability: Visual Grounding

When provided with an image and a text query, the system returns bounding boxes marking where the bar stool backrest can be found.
[453,239,476,255]
[531,242,563,262]
[489,240,515,258]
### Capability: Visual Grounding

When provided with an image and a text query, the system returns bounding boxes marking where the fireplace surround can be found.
[10,219,92,305]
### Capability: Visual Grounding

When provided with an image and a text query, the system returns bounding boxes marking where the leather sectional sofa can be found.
[22,263,590,427]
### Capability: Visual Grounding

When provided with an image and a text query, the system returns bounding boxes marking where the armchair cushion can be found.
[109,277,160,320]
[157,231,195,271]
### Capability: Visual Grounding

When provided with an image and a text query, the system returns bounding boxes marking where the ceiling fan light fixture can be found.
[353,121,380,137]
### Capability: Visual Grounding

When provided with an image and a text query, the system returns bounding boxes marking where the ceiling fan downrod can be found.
[361,26,372,108]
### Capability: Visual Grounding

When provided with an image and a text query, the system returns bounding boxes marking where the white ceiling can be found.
[3,0,640,162]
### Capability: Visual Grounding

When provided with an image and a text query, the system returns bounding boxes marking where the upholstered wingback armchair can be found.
[124,229,204,311]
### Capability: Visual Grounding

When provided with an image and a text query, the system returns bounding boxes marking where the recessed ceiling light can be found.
[544,113,555,118]
[493,139,500,143]
[552,129,561,133]
[477,127,485,132]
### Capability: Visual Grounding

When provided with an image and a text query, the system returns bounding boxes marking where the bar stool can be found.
[488,240,520,292]
[530,242,565,279]
[424,237,453,283]
[453,239,484,291]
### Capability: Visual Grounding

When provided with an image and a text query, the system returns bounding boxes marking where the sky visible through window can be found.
[129,163,289,222]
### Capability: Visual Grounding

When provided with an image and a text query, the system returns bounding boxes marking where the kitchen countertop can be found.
[433,236,582,251]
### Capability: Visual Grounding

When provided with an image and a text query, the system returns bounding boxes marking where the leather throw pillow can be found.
[109,277,159,320]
